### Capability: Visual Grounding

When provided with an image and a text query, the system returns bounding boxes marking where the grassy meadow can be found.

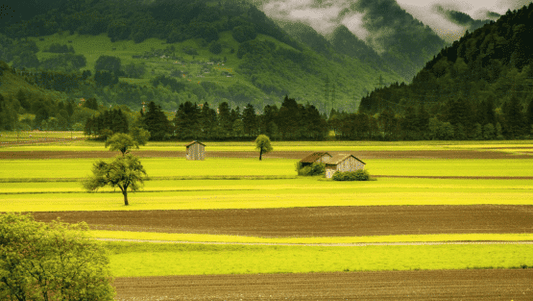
[106,242,533,277]
[1,139,532,277]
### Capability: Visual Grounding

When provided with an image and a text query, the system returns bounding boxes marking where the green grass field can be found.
[2,155,532,180]
[91,231,533,244]
[2,138,532,152]
[1,177,532,212]
[105,241,533,277]
[1,140,532,277]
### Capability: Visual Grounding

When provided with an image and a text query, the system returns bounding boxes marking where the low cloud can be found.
[340,12,369,40]
[257,0,532,45]
[396,0,532,42]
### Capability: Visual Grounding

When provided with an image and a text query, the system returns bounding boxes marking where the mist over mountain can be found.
[251,0,531,80]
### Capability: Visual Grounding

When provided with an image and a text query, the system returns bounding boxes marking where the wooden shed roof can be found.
[185,140,205,147]
[299,152,331,163]
[324,154,366,166]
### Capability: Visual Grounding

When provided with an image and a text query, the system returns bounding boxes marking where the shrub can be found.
[332,169,370,181]
[0,213,115,300]
[296,162,325,176]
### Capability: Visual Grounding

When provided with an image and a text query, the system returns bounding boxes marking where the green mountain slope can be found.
[355,4,533,140]
[0,0,403,113]
[251,0,449,82]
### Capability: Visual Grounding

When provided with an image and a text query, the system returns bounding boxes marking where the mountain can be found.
[355,3,533,140]
[0,0,403,114]
[436,6,497,33]
[251,0,450,81]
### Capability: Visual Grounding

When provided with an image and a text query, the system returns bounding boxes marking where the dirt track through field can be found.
[1,149,532,159]
[113,269,533,300]
[32,205,533,237]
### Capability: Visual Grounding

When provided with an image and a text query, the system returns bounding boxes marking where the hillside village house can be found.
[300,152,366,178]
[185,141,205,160]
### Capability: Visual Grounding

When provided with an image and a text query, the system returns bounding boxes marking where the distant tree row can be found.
[171,95,327,141]
[78,93,533,142]
[333,96,533,141]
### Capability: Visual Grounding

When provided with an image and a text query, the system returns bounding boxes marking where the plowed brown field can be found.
[113,269,533,300]
[1,149,532,159]
[32,205,533,237]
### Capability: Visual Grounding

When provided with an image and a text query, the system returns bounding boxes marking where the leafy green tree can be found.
[130,126,151,146]
[0,213,115,301]
[83,154,147,206]
[82,97,99,110]
[208,41,222,54]
[105,133,139,156]
[12,51,39,69]
[255,134,273,160]
[232,24,257,43]
[95,55,122,74]
[123,62,146,79]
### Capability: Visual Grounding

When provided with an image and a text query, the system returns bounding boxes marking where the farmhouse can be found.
[185,140,205,160]
[323,154,366,179]
[299,152,332,167]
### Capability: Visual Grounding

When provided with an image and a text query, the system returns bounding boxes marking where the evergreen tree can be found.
[173,101,200,140]
[242,103,257,138]
[278,95,300,140]
[143,101,171,140]
[199,102,217,140]
[502,96,526,139]
[217,102,232,139]
[526,99,533,128]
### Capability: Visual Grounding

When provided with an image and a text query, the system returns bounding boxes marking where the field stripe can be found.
[96,238,533,246]
[90,231,533,245]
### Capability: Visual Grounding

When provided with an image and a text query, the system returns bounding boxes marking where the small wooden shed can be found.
[185,140,205,160]
[324,154,366,179]
[299,152,332,167]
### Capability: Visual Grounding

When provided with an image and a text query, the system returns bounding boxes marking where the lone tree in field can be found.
[255,134,273,160]
[105,131,150,156]
[0,213,115,300]
[83,154,147,206]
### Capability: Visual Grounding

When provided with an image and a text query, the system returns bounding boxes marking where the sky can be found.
[258,0,532,43]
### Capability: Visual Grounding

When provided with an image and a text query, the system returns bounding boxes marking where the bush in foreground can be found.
[0,213,115,301]
[332,169,371,181]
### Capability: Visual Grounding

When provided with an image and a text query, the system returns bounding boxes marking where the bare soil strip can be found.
[1,149,532,159]
[96,238,533,246]
[32,205,533,237]
[113,269,533,301]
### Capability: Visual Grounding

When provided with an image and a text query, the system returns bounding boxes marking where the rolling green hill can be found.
[0,0,404,113]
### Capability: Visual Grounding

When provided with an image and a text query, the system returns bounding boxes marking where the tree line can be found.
[80,93,533,142]
[83,95,327,141]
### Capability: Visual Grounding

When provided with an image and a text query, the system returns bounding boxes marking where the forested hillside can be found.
[0,0,403,115]
[252,0,450,81]
[355,4,533,140]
